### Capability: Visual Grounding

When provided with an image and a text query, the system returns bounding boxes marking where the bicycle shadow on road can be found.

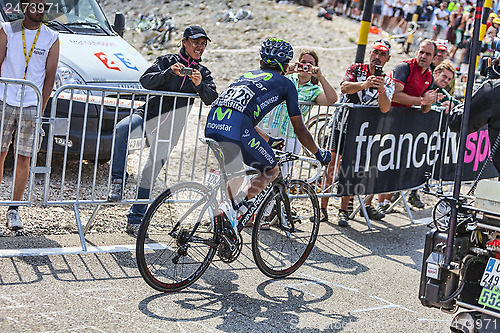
[138,265,357,332]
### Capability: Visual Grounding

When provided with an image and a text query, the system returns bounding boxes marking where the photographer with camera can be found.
[321,39,394,226]
[267,49,337,176]
[107,25,218,237]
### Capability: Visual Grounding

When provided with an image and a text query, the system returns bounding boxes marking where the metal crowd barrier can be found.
[43,86,345,251]
[0,80,458,251]
[0,77,43,207]
[42,85,215,250]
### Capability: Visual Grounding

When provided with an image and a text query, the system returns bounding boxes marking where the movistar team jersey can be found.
[211,69,302,126]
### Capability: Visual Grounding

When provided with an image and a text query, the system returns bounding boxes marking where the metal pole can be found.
[477,0,492,68]
[355,0,375,63]
[444,0,484,266]
[406,0,423,52]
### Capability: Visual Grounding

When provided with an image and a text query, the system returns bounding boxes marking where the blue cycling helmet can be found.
[260,38,293,72]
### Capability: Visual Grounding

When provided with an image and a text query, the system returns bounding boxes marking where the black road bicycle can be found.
[136,138,321,292]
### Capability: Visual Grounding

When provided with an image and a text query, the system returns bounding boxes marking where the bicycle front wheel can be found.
[252,179,320,278]
[136,182,218,292]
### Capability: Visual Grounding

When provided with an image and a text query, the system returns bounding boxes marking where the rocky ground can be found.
[101,0,409,90]
[0,0,415,237]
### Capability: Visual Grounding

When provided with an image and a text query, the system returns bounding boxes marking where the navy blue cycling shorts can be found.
[205,108,277,172]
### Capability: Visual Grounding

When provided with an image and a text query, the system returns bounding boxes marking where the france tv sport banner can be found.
[434,125,499,182]
[336,106,498,196]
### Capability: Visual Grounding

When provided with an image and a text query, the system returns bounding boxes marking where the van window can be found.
[0,0,112,35]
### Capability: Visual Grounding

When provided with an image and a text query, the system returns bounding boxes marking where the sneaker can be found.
[319,208,328,222]
[126,223,143,237]
[377,203,391,214]
[338,209,349,227]
[219,200,239,236]
[6,209,23,231]
[408,190,425,209]
[108,179,124,202]
[360,205,385,220]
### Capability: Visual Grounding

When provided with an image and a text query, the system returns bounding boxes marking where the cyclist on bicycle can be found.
[205,38,331,229]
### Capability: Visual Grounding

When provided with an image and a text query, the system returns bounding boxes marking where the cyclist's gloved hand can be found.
[268,136,285,150]
[314,148,331,165]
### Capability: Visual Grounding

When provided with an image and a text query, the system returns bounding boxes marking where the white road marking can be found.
[0,243,171,257]
[69,287,127,300]
[292,273,415,314]
[284,282,323,299]
[414,217,433,225]
[298,273,360,292]
[0,294,29,310]
[353,296,415,313]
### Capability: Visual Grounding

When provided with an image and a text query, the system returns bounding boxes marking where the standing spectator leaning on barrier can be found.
[431,39,455,95]
[378,39,437,211]
[321,39,394,227]
[107,25,218,237]
[432,60,458,111]
[205,38,331,234]
[269,49,337,176]
[0,0,59,232]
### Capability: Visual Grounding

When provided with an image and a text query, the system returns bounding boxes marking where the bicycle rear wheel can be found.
[136,182,218,292]
[252,179,320,278]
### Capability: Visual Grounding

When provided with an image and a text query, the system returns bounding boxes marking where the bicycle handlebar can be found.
[299,155,322,184]
[275,150,323,184]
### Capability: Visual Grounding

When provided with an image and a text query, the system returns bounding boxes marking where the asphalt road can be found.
[0,206,457,332]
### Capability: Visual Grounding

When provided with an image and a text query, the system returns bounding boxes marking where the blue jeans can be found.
[127,186,150,224]
[111,113,145,181]
[111,109,191,224]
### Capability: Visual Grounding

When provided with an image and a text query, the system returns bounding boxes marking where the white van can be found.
[0,0,150,161]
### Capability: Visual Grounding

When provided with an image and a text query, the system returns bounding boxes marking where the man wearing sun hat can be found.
[486,12,498,31]
[322,39,395,226]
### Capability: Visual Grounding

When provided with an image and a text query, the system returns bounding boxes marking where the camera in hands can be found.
[297,63,309,72]
[179,67,193,76]
[374,65,384,76]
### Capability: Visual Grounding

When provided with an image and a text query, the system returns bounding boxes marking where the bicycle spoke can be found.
[252,180,320,278]
[136,182,217,292]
